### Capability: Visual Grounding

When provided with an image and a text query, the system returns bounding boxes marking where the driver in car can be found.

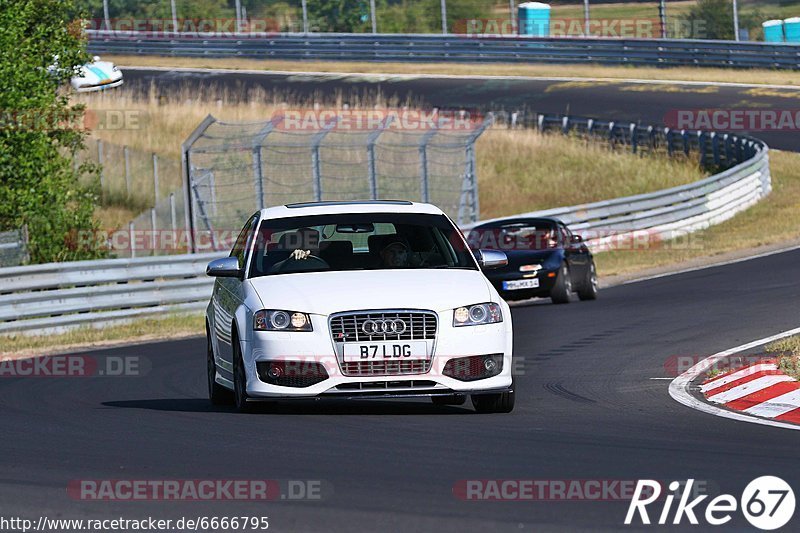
[380,239,410,268]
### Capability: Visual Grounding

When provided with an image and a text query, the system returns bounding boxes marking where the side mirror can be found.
[92,55,101,62]
[570,234,583,244]
[206,257,243,279]
[477,249,508,270]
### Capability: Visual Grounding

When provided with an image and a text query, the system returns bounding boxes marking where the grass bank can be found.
[595,150,800,277]
[76,90,707,228]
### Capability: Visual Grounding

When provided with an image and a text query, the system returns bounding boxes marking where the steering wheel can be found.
[272,254,329,273]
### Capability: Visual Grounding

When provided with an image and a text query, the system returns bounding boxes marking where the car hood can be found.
[247,269,492,315]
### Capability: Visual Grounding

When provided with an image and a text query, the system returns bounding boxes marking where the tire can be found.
[577,262,599,301]
[207,327,232,406]
[471,385,515,414]
[550,263,572,304]
[431,394,467,406]
[232,335,254,413]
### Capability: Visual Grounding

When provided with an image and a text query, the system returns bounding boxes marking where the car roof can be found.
[260,200,445,220]
[472,216,562,229]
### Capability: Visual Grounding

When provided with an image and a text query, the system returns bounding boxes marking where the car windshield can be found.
[248,213,477,277]
[468,221,560,251]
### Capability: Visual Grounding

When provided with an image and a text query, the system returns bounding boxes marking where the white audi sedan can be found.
[205,201,514,413]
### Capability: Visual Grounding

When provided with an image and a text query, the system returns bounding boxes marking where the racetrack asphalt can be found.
[120,67,800,152]
[2,248,800,530]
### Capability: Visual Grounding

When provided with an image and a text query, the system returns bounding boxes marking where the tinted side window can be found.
[230,214,259,269]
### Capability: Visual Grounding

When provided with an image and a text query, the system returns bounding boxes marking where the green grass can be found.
[595,150,800,277]
[0,313,204,358]
[766,335,800,380]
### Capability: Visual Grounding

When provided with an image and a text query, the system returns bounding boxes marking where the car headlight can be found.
[453,303,502,327]
[253,310,313,331]
[112,65,119,72]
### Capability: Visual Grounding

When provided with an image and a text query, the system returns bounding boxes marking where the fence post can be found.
[124,145,131,197]
[310,119,338,202]
[129,221,136,258]
[251,118,281,211]
[181,115,217,253]
[724,134,733,166]
[169,192,178,255]
[608,121,615,148]
[711,132,721,166]
[418,120,442,204]
[630,123,638,154]
[457,114,494,225]
[698,131,707,166]
[150,208,157,255]
[366,116,393,200]
[537,114,545,132]
[561,116,570,135]
[682,129,690,156]
[665,128,674,156]
[97,139,105,194]
[152,153,159,205]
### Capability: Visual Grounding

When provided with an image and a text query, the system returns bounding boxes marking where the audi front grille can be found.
[330,310,437,376]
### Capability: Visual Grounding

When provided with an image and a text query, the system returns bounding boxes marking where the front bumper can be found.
[242,312,513,398]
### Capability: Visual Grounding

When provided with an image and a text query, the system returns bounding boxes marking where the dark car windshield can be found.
[467,220,560,251]
[248,213,477,277]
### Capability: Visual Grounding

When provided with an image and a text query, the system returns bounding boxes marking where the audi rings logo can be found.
[362,319,407,335]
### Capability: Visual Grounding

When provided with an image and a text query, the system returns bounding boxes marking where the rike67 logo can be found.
[625,477,795,530]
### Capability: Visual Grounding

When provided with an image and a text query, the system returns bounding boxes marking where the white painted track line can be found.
[706,375,795,404]
[744,389,800,418]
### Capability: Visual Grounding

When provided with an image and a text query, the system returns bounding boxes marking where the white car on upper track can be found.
[70,56,123,92]
[205,200,515,413]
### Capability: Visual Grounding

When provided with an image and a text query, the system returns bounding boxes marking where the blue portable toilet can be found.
[784,17,800,43]
[763,20,785,42]
[518,2,550,37]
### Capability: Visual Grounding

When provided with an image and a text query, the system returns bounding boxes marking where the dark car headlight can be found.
[453,303,502,327]
[254,310,313,331]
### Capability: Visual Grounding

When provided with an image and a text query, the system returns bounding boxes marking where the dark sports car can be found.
[468,217,598,304]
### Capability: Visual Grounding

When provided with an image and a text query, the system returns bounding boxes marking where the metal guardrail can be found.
[87,31,800,70]
[468,114,771,251]
[0,227,29,268]
[0,253,222,334]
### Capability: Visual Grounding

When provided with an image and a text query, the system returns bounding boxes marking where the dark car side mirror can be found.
[570,234,583,244]
[206,257,244,279]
